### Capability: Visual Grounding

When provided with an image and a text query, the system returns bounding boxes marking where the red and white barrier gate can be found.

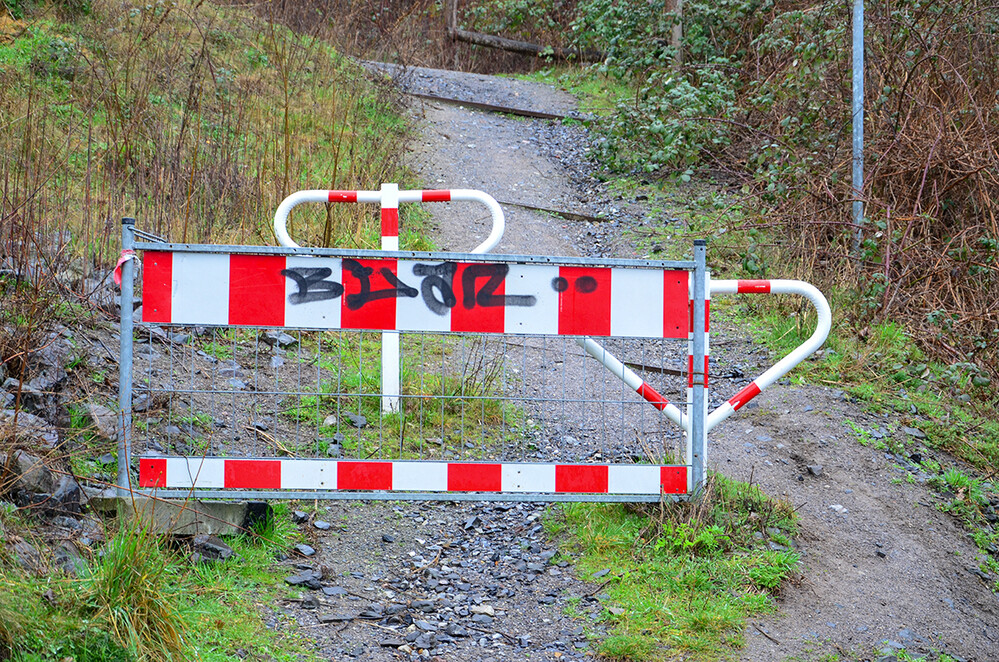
[116,188,829,503]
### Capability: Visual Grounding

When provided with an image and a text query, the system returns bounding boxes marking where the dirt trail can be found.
[287,64,999,662]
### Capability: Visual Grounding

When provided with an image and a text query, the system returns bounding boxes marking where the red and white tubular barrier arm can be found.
[706,279,831,432]
[576,337,686,428]
[273,187,506,254]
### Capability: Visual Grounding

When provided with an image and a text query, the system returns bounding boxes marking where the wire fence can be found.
[117,228,711,501]
[131,328,690,467]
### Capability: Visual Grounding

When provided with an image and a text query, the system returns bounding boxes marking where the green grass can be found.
[511,66,629,118]
[550,474,799,661]
[737,302,999,477]
[280,332,519,459]
[0,505,310,662]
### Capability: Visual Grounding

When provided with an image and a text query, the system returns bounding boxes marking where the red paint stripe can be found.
[686,356,709,388]
[338,461,393,490]
[557,266,611,336]
[663,271,689,338]
[660,466,687,494]
[228,254,286,327]
[341,258,398,330]
[686,295,709,334]
[422,190,451,202]
[729,381,762,411]
[448,463,502,491]
[225,460,281,489]
[139,458,167,488]
[636,382,669,411]
[738,280,770,293]
[142,251,173,323]
[329,190,357,203]
[451,262,505,333]
[381,207,399,237]
[555,465,608,493]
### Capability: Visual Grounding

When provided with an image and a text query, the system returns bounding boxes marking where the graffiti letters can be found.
[281,261,597,314]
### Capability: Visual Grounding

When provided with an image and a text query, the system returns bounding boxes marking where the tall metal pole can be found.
[851,0,865,253]
[691,240,707,495]
[117,218,135,498]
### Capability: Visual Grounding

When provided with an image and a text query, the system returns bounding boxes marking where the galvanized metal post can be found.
[117,218,135,498]
[691,240,707,495]
[851,0,865,253]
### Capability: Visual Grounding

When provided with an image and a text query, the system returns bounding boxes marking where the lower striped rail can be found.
[139,458,687,497]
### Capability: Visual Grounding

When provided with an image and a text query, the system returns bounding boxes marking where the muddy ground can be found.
[265,65,999,661]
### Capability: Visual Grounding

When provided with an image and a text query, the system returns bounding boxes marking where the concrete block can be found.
[86,488,270,536]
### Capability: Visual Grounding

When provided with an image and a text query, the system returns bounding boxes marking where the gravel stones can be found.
[294,544,316,557]
[285,569,323,590]
[191,534,235,564]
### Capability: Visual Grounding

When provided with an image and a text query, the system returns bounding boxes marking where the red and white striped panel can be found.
[142,251,691,339]
[139,458,688,495]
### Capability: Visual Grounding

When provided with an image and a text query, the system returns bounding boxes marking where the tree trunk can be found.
[448,27,604,63]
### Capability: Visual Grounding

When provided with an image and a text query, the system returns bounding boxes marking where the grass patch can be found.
[280,332,519,459]
[551,474,798,661]
[736,301,999,476]
[0,505,308,661]
[511,65,629,118]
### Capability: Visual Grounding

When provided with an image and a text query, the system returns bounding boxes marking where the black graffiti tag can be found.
[342,258,418,311]
[461,264,536,309]
[281,267,344,304]
[412,262,458,316]
[551,275,599,293]
[282,261,542,314]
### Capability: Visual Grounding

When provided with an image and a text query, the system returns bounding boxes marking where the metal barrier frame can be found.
[116,224,710,501]
[115,220,830,502]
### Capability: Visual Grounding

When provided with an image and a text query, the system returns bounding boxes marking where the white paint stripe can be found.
[281,459,334,489]
[504,263,558,334]
[610,268,664,338]
[172,253,228,325]
[283,256,342,329]
[501,463,556,492]
[167,457,224,488]
[608,465,661,494]
[396,260,451,332]
[392,462,448,491]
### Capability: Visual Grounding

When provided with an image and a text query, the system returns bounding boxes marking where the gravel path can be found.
[280,64,999,662]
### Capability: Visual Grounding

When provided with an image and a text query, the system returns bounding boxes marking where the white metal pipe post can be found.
[380,184,401,412]
[273,186,506,413]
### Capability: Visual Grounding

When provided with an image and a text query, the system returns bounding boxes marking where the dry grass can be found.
[0,0,409,284]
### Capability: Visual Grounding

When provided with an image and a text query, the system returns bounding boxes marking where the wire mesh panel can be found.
[125,242,706,502]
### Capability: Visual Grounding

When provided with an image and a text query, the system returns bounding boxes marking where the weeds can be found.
[80,522,186,660]
[0,503,305,662]
[280,332,513,458]
[553,474,798,660]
